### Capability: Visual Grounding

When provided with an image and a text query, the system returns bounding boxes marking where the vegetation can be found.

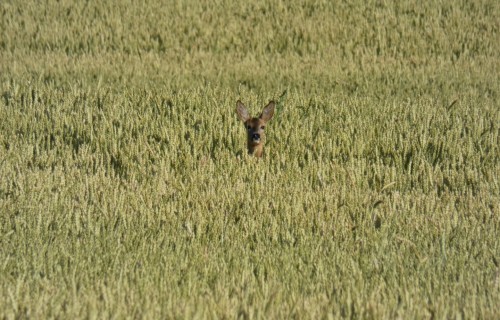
[1,0,499,318]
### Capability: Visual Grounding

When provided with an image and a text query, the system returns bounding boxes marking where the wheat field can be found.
[1,0,499,318]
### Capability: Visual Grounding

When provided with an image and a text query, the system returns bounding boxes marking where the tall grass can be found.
[1,0,499,318]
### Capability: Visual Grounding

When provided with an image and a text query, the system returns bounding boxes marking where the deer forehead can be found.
[246,118,266,129]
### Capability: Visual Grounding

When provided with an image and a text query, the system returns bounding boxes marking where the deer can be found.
[236,100,276,157]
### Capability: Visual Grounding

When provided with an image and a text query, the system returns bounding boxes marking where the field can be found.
[1,0,499,318]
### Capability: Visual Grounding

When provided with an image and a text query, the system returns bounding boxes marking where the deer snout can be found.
[251,133,261,142]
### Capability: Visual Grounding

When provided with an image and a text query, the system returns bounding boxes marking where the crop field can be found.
[1,0,499,318]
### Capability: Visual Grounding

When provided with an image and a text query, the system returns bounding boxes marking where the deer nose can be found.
[252,133,260,141]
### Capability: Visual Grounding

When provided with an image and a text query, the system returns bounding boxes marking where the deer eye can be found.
[246,125,252,130]
[261,126,265,130]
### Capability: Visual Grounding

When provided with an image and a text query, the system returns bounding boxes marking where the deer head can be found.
[236,100,276,157]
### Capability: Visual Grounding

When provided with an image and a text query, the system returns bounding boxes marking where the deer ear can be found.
[236,100,250,122]
[260,101,275,122]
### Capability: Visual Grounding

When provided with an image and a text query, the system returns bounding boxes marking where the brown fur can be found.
[236,100,275,157]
